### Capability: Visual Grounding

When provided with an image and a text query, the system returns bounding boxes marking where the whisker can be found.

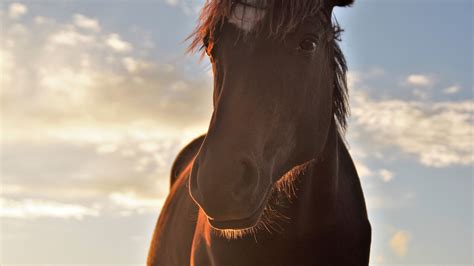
[211,160,315,240]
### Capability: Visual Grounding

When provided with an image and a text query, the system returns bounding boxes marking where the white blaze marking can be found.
[228,1,266,32]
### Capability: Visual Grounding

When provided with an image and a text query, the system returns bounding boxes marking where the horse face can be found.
[189,7,336,231]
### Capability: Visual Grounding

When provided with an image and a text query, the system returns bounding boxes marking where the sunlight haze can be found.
[0,0,472,265]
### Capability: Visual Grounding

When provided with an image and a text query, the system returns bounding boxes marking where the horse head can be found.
[188,0,353,231]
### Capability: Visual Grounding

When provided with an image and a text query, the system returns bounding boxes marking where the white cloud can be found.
[346,71,361,88]
[443,85,460,94]
[351,92,473,167]
[353,159,372,178]
[73,14,101,32]
[347,68,385,89]
[390,230,411,257]
[122,57,138,72]
[8,3,27,19]
[34,16,54,25]
[39,67,95,96]
[0,198,99,219]
[49,29,95,46]
[0,10,211,219]
[406,74,433,87]
[1,12,211,129]
[121,57,151,73]
[348,143,377,191]
[9,23,28,36]
[109,192,165,213]
[106,33,132,52]
[379,169,394,182]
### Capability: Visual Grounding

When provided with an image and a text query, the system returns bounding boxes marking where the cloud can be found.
[351,92,473,167]
[1,11,212,130]
[347,71,361,89]
[73,14,100,32]
[0,198,99,219]
[443,85,460,94]
[49,29,95,46]
[348,144,377,180]
[34,15,55,25]
[1,12,212,218]
[405,74,433,87]
[353,159,373,178]
[8,3,27,19]
[0,136,185,218]
[122,56,151,73]
[106,33,132,52]
[347,67,385,89]
[109,192,166,214]
[378,169,394,183]
[390,230,411,257]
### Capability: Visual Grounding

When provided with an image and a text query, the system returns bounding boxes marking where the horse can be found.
[148,0,371,265]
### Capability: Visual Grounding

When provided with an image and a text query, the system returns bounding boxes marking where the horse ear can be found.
[331,0,354,7]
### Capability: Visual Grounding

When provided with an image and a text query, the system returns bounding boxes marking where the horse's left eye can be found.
[299,38,318,52]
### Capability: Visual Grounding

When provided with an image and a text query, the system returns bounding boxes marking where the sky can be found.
[0,0,472,265]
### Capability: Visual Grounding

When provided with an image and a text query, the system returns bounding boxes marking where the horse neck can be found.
[289,118,341,236]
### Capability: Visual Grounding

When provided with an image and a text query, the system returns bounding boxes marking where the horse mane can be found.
[188,0,350,132]
[332,36,349,132]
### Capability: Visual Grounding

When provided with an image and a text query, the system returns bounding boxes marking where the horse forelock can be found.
[228,1,266,32]
[187,0,327,53]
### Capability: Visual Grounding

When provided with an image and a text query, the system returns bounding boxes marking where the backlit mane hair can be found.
[188,0,350,131]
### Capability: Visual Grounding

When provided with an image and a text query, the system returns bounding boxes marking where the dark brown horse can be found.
[148,0,371,265]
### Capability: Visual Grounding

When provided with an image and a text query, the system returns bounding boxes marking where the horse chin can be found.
[207,209,262,231]
[207,185,272,233]
[206,161,315,239]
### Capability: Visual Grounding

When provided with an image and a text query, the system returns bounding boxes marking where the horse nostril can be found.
[231,159,259,200]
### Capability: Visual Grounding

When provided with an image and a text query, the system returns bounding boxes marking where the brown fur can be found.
[148,1,371,265]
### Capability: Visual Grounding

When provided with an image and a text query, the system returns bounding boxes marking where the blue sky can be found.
[0,0,472,265]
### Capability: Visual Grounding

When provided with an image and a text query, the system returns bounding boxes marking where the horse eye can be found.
[299,38,318,51]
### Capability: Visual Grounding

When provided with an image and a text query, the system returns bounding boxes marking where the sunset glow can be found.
[1,0,472,265]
